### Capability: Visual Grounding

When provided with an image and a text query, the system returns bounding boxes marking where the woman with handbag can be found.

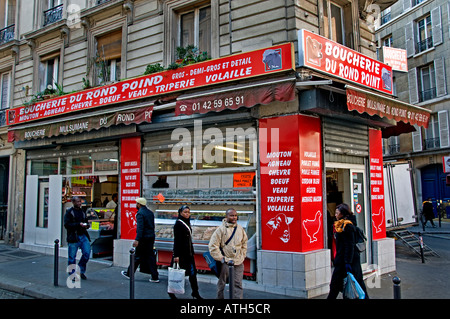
[327,203,369,299]
[168,205,203,299]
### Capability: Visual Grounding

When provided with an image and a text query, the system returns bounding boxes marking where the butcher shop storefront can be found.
[8,39,431,298]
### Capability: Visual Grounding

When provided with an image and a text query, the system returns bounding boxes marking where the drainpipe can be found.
[228,0,232,54]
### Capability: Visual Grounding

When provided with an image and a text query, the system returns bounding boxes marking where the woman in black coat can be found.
[327,203,368,299]
[168,205,202,299]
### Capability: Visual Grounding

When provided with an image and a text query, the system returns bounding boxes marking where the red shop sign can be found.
[298,29,393,95]
[120,136,142,240]
[8,43,295,126]
[369,129,386,240]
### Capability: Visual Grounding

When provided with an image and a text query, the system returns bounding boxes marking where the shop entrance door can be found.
[24,175,62,246]
[326,165,368,266]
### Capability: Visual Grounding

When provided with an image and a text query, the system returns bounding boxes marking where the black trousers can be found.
[127,237,159,280]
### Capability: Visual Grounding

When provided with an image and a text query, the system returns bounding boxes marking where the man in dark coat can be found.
[64,196,91,280]
[121,197,159,282]
[422,198,436,227]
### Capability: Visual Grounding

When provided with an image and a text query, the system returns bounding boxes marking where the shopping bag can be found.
[343,272,365,299]
[167,263,185,294]
[203,251,221,278]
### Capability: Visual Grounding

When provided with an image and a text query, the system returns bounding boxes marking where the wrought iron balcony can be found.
[388,143,400,154]
[419,87,437,102]
[97,0,113,5]
[0,25,14,45]
[43,4,63,27]
[416,36,433,53]
[425,137,440,150]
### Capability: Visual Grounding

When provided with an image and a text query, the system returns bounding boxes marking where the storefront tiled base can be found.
[256,249,331,298]
[113,239,134,267]
[372,237,396,275]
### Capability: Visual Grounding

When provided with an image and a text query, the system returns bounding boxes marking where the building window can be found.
[380,8,391,25]
[0,71,10,127]
[418,64,436,102]
[39,53,59,92]
[43,0,63,27]
[383,36,393,47]
[0,0,15,44]
[95,29,122,85]
[322,0,353,48]
[425,114,440,149]
[416,15,433,53]
[179,5,211,55]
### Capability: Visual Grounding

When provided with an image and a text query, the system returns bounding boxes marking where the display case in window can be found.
[86,208,116,257]
[152,206,256,277]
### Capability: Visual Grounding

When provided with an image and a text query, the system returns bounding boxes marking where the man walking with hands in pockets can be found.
[209,208,248,299]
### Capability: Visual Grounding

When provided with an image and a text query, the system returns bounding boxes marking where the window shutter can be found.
[431,6,443,46]
[439,110,450,148]
[412,125,423,152]
[448,2,450,39]
[408,68,419,104]
[434,57,447,97]
[403,0,412,11]
[405,22,415,57]
[96,30,122,61]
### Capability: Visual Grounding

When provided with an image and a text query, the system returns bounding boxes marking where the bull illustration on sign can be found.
[266,213,293,243]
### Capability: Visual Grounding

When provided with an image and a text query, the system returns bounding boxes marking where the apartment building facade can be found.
[0,0,429,297]
[377,0,450,220]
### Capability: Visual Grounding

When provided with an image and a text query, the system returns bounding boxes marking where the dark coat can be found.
[329,215,368,298]
[172,218,196,272]
[135,206,155,241]
[422,201,435,220]
[64,207,90,243]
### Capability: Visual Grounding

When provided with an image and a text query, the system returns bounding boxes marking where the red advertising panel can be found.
[8,43,294,126]
[369,129,386,240]
[259,114,323,252]
[298,29,393,95]
[298,115,323,252]
[259,115,301,252]
[120,137,142,240]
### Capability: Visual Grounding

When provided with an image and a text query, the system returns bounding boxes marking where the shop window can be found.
[94,158,118,172]
[95,29,122,85]
[38,53,59,92]
[30,159,59,176]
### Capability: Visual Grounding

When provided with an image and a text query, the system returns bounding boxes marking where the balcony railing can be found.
[97,0,113,4]
[425,137,440,149]
[0,25,14,45]
[43,4,63,27]
[389,144,400,154]
[416,36,433,53]
[419,87,437,102]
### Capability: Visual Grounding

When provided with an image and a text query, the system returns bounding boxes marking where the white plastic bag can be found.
[167,263,185,294]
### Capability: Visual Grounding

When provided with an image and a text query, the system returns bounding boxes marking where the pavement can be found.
[0,220,449,302]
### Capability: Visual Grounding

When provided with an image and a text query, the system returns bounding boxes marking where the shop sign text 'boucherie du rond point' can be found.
[298,29,393,95]
[7,43,295,126]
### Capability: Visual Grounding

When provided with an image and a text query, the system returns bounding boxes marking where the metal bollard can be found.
[393,276,401,299]
[228,260,234,299]
[129,248,135,299]
[54,239,59,286]
[418,232,425,263]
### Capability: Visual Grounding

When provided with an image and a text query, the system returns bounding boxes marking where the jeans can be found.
[68,234,91,274]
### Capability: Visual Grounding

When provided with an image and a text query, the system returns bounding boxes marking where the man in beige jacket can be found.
[208,208,248,299]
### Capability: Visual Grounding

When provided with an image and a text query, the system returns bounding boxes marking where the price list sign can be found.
[120,137,142,240]
[369,129,386,240]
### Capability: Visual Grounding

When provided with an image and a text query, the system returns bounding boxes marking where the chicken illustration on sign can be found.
[302,211,322,243]
[372,207,385,233]
[266,213,294,243]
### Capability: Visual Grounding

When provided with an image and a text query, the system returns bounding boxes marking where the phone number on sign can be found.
[191,96,245,111]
